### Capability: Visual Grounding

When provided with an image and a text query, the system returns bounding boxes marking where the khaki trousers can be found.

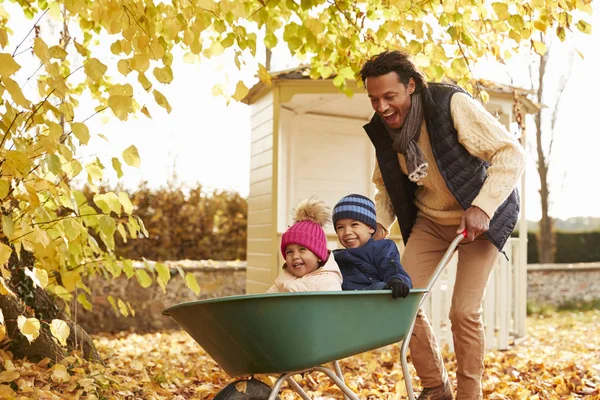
[401,216,499,400]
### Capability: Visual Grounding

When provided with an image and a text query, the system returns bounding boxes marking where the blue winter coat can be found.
[332,239,413,291]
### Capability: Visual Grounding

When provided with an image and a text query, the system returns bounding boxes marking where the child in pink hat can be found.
[267,198,342,293]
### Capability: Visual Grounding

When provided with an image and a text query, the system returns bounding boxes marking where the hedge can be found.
[513,231,600,264]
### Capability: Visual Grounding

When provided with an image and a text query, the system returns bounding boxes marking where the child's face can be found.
[334,219,375,249]
[284,244,320,277]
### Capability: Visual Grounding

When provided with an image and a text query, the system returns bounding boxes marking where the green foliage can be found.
[515,231,600,263]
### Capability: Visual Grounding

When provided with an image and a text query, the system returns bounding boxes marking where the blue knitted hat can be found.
[332,194,377,231]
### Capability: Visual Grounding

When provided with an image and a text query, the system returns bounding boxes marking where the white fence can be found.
[422,238,526,351]
[326,236,526,351]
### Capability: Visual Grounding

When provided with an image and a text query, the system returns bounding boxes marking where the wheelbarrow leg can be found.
[400,315,419,400]
[313,366,361,400]
[286,376,312,400]
[269,372,297,400]
[333,361,350,400]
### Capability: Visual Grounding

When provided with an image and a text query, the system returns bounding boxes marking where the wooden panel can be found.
[251,134,274,157]
[247,223,272,239]
[247,253,276,270]
[247,193,272,210]
[246,280,271,295]
[251,105,274,129]
[247,238,276,254]
[250,164,273,184]
[246,269,274,289]
[251,120,273,144]
[250,150,273,172]
[247,208,271,225]
[249,179,272,198]
[251,92,274,117]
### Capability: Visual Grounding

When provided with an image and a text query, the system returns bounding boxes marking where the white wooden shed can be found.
[241,67,538,348]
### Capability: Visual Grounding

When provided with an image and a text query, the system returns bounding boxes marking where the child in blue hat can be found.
[332,194,412,298]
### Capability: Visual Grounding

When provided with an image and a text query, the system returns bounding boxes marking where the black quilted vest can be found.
[363,82,519,251]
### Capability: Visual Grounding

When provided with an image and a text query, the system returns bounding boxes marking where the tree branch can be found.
[12,9,49,57]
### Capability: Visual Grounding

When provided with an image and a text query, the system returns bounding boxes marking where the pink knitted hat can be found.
[280,198,330,262]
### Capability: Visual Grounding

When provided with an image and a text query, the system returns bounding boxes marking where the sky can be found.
[5,3,600,221]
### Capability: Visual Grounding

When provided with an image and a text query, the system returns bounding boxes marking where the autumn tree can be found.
[529,35,574,263]
[0,0,593,362]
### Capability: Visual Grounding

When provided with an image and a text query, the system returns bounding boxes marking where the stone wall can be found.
[76,260,246,334]
[76,260,600,334]
[527,262,600,307]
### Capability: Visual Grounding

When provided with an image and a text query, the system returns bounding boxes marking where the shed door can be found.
[279,113,374,235]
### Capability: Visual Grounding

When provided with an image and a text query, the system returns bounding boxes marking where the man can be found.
[360,50,525,400]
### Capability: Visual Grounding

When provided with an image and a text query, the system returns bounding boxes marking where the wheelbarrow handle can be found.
[423,230,467,294]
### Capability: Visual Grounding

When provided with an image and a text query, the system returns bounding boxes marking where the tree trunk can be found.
[1,248,103,363]
[535,47,556,263]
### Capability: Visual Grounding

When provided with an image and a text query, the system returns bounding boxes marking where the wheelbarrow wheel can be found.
[213,378,280,400]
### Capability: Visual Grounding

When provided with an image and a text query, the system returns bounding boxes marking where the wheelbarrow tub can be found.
[163,290,425,377]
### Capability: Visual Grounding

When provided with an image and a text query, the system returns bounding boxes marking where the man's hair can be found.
[359,50,427,93]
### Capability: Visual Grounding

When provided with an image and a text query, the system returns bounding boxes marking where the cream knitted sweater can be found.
[372,92,526,230]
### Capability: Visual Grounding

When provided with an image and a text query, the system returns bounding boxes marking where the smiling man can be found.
[359,51,526,400]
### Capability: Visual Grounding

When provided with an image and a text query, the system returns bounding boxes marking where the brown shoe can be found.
[416,380,453,400]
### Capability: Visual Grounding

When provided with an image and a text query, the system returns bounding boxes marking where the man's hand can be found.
[373,223,388,241]
[457,206,490,242]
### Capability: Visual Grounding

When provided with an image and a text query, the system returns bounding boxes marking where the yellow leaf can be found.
[531,40,547,56]
[135,269,153,288]
[24,267,48,289]
[0,180,9,199]
[0,278,15,297]
[117,299,129,316]
[153,89,172,113]
[576,20,592,34]
[77,293,92,311]
[257,63,271,85]
[138,73,152,91]
[61,270,80,292]
[107,295,119,316]
[33,38,50,63]
[112,157,123,178]
[118,192,133,214]
[212,83,225,97]
[51,364,70,383]
[0,370,19,384]
[108,94,133,120]
[153,65,173,84]
[0,53,21,77]
[232,81,249,102]
[122,145,141,168]
[49,319,70,347]
[155,262,170,285]
[71,122,90,145]
[117,59,131,76]
[235,381,247,393]
[0,243,12,265]
[74,41,89,57]
[122,260,134,278]
[84,58,108,81]
[0,29,8,49]
[17,316,40,343]
[130,53,150,72]
[140,105,152,119]
[185,272,200,295]
[49,45,68,60]
[2,77,29,107]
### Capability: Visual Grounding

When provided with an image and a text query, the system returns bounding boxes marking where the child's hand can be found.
[387,278,410,299]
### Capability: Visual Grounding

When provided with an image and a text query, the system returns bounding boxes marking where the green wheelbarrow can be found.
[163,233,465,400]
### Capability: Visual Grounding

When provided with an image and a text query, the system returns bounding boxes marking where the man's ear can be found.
[408,78,416,95]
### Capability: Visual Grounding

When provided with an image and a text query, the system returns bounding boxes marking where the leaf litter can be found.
[0,311,597,399]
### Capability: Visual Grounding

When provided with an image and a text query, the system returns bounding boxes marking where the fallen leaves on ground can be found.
[0,311,597,399]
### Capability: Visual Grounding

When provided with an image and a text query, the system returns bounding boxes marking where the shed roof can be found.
[242,65,543,114]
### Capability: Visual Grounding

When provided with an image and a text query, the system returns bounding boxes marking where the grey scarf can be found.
[384,92,428,185]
